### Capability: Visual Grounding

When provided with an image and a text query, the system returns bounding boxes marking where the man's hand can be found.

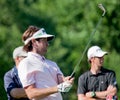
[107,85,117,96]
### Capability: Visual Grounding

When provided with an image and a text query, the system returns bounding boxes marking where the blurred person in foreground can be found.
[77,45,118,100]
[18,25,74,100]
[4,46,29,100]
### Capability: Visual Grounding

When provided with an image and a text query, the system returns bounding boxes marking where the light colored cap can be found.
[87,46,108,60]
[13,46,28,59]
[24,28,55,45]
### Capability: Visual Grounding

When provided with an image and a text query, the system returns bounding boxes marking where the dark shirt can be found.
[77,67,117,94]
[4,66,29,100]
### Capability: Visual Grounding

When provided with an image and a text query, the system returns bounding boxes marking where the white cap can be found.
[13,46,28,59]
[87,46,108,60]
[24,28,55,45]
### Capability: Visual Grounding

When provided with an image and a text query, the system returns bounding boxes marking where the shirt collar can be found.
[28,52,45,61]
[13,66,18,75]
[89,67,105,76]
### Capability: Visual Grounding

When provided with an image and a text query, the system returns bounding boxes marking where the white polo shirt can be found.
[18,52,63,100]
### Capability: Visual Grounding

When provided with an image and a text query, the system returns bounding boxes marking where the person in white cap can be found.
[18,25,74,100]
[4,46,29,100]
[77,45,118,100]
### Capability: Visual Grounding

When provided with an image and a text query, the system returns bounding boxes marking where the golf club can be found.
[70,4,106,78]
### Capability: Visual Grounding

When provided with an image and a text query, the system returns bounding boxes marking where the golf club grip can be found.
[70,72,75,79]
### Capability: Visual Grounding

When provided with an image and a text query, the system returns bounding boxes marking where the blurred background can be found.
[0,0,120,99]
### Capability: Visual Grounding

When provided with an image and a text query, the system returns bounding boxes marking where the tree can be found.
[0,0,120,99]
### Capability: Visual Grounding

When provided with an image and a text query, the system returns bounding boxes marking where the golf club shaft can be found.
[70,4,106,78]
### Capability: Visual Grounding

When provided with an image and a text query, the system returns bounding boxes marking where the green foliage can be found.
[0,0,120,99]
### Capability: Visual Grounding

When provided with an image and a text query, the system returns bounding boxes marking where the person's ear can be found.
[31,39,36,44]
[15,56,19,61]
[90,57,94,62]
[14,56,20,64]
[31,39,38,48]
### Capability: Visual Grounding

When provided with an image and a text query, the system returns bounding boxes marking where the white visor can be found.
[24,28,55,45]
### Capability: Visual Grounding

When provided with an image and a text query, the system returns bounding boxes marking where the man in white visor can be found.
[18,25,74,100]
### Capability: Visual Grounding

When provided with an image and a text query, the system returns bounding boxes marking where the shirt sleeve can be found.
[4,71,17,96]
[55,64,63,76]
[48,60,63,83]
[18,60,36,88]
[108,71,117,87]
[77,75,87,94]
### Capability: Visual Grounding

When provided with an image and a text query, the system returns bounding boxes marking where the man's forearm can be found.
[78,94,98,100]
[10,88,27,98]
[25,86,58,99]
[86,86,117,99]
[94,91,107,99]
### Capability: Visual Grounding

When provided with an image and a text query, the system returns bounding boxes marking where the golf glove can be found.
[57,81,72,92]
